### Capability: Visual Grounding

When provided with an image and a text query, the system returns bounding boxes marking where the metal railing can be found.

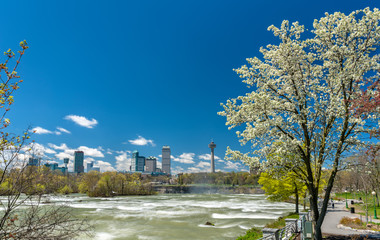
[259,211,311,240]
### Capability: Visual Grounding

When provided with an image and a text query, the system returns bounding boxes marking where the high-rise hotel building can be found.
[74,151,84,174]
[145,156,157,172]
[131,151,145,172]
[162,146,171,174]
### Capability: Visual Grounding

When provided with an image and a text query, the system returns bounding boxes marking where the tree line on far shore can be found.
[0,166,262,197]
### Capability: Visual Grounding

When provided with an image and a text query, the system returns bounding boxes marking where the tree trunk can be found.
[294,182,299,214]
[309,191,321,240]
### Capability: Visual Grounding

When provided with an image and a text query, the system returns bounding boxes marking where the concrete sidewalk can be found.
[321,200,380,238]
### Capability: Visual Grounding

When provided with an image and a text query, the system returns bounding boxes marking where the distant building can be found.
[63,158,69,174]
[27,158,40,167]
[44,162,66,174]
[74,151,84,174]
[145,156,157,172]
[87,161,93,172]
[162,146,171,174]
[131,151,145,172]
[45,162,58,171]
[87,161,100,172]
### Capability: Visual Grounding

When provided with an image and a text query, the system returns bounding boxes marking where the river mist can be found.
[49,194,294,240]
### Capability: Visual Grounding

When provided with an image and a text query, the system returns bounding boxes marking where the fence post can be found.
[262,228,280,240]
[285,218,298,234]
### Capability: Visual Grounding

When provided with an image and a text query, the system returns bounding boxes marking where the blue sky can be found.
[1,0,377,173]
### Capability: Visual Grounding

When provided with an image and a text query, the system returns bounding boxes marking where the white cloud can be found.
[48,143,70,151]
[115,151,131,171]
[24,143,57,157]
[31,127,53,135]
[156,160,162,169]
[31,127,67,136]
[56,127,71,134]
[128,136,155,146]
[77,146,105,158]
[171,166,184,175]
[49,143,104,159]
[187,167,201,173]
[196,161,211,168]
[106,148,114,155]
[44,148,57,154]
[225,161,241,170]
[84,157,95,164]
[55,152,73,160]
[172,153,195,164]
[64,115,98,129]
[96,160,115,172]
[198,154,221,161]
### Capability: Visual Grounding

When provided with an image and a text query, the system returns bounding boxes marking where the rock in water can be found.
[205,221,215,226]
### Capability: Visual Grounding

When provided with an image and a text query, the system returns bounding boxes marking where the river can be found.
[48,193,295,240]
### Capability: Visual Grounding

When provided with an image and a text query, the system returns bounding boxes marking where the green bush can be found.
[58,185,73,195]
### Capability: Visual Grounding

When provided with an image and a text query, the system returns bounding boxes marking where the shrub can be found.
[340,217,363,228]
[58,185,73,195]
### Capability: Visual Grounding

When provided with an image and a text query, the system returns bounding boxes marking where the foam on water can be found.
[37,193,295,240]
[212,213,279,220]
[94,232,115,240]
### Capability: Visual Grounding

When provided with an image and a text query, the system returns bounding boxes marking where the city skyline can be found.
[1,1,376,174]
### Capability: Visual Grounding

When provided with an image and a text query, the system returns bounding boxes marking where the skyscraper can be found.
[74,151,84,174]
[131,151,145,172]
[145,156,157,172]
[162,146,171,174]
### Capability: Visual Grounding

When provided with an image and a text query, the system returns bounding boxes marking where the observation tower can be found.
[208,141,216,173]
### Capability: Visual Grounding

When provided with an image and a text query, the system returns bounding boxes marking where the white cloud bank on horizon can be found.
[115,151,131,171]
[128,136,155,146]
[172,153,195,164]
[64,115,98,128]
[48,143,105,160]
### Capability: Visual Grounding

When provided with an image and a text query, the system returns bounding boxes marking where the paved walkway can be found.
[322,200,380,238]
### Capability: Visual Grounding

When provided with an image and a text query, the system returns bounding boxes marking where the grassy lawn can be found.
[335,192,380,219]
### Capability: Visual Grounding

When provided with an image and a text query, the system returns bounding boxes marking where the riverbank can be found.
[153,185,263,194]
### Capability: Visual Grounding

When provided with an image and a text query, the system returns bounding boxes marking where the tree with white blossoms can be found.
[219,8,380,240]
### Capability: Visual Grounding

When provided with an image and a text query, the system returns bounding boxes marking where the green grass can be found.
[286,213,300,219]
[236,227,263,240]
[335,192,373,201]
[265,213,299,229]
[335,192,380,218]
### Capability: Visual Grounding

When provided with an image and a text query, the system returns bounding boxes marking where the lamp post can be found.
[372,191,378,219]
[345,190,348,209]
[357,189,360,201]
